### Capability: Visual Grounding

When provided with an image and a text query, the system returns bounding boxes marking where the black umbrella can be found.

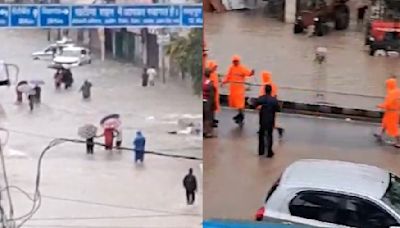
[100,114,120,125]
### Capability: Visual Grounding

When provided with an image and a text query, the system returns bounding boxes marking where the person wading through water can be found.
[203,68,216,138]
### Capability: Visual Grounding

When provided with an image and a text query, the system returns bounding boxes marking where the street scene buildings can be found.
[0,2,202,227]
[204,0,400,227]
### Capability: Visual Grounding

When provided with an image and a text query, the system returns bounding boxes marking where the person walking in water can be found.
[79,80,92,100]
[147,66,157,86]
[142,68,148,87]
[222,55,254,126]
[115,128,122,150]
[183,168,197,205]
[103,128,114,150]
[133,131,146,163]
[33,85,41,103]
[86,136,94,155]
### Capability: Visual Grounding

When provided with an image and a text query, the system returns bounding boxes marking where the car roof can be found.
[280,159,390,199]
[63,46,87,51]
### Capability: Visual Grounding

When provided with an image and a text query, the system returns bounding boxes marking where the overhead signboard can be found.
[181,5,202,27]
[10,5,38,27]
[0,4,202,28]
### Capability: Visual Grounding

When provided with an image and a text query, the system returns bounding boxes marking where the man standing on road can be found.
[254,85,280,157]
[259,71,284,139]
[222,55,254,125]
[183,168,197,205]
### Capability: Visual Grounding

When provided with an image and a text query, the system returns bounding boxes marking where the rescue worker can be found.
[222,55,255,125]
[377,78,400,147]
[203,68,216,138]
[207,60,220,127]
[259,71,284,138]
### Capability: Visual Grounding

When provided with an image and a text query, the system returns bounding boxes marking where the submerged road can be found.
[204,108,400,220]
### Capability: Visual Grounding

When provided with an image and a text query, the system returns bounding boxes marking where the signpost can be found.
[0,4,202,28]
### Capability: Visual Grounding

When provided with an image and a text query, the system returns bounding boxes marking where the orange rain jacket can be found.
[378,78,400,137]
[207,60,220,112]
[259,71,278,97]
[222,55,253,109]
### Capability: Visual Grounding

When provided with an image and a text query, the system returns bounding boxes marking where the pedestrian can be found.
[27,93,34,111]
[253,85,281,157]
[133,131,146,163]
[54,69,62,89]
[79,80,92,100]
[16,90,22,103]
[33,85,41,103]
[142,67,148,87]
[203,68,216,138]
[357,5,368,25]
[222,55,254,125]
[207,60,220,127]
[115,128,122,149]
[147,66,157,86]
[62,69,73,89]
[259,71,284,138]
[103,128,114,150]
[377,78,400,147]
[183,168,197,205]
[86,137,94,154]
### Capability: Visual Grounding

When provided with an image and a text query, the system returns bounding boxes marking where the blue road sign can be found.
[40,5,70,27]
[0,6,9,27]
[10,5,39,27]
[117,5,180,26]
[181,5,202,27]
[71,5,119,27]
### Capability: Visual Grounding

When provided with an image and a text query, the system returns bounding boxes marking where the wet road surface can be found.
[205,11,400,108]
[0,29,202,227]
[204,108,400,220]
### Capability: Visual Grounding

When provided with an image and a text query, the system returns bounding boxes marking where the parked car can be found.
[52,46,91,67]
[255,159,400,228]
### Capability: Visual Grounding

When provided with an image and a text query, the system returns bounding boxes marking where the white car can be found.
[52,46,92,67]
[255,159,400,228]
[32,43,74,60]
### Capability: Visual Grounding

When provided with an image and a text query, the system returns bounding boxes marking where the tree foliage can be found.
[166,28,202,95]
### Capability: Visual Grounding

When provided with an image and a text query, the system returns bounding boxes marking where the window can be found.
[358,198,398,227]
[289,191,340,224]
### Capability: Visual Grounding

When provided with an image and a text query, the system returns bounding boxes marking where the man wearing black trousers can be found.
[254,85,280,158]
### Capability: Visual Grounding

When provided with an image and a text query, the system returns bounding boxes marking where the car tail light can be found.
[255,206,265,221]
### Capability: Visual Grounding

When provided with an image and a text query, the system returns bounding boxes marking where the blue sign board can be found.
[3,4,202,28]
[117,5,180,26]
[0,6,9,27]
[40,5,70,27]
[181,5,202,27]
[10,5,39,27]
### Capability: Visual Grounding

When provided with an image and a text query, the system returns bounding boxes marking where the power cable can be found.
[0,136,14,223]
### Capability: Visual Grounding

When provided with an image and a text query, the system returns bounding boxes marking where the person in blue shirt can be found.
[133,131,146,163]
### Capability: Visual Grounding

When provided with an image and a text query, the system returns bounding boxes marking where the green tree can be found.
[166,28,202,95]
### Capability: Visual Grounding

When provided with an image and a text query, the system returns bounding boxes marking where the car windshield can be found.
[382,173,400,215]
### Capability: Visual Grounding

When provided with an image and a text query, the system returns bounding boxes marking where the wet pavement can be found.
[205,11,400,109]
[204,108,400,220]
[0,29,202,227]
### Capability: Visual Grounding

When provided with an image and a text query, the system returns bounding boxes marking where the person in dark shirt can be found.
[357,5,368,25]
[183,168,197,205]
[254,85,281,157]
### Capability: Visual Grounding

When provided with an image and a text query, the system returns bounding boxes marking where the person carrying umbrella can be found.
[27,90,35,111]
[133,131,146,163]
[54,69,63,89]
[78,124,98,155]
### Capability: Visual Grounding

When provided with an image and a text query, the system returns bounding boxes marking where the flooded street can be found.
[0,29,202,227]
[204,108,400,220]
[205,11,400,102]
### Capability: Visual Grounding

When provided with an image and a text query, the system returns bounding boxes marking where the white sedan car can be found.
[255,159,400,228]
[52,46,92,67]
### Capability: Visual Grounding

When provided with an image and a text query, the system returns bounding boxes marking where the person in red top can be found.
[103,128,115,150]
[203,68,216,138]
[222,55,254,125]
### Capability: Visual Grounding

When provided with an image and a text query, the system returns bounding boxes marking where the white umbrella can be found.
[16,84,32,93]
[78,124,98,139]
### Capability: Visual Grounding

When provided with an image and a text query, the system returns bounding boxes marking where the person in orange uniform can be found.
[259,71,284,138]
[222,55,254,125]
[207,60,220,127]
[377,78,400,147]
